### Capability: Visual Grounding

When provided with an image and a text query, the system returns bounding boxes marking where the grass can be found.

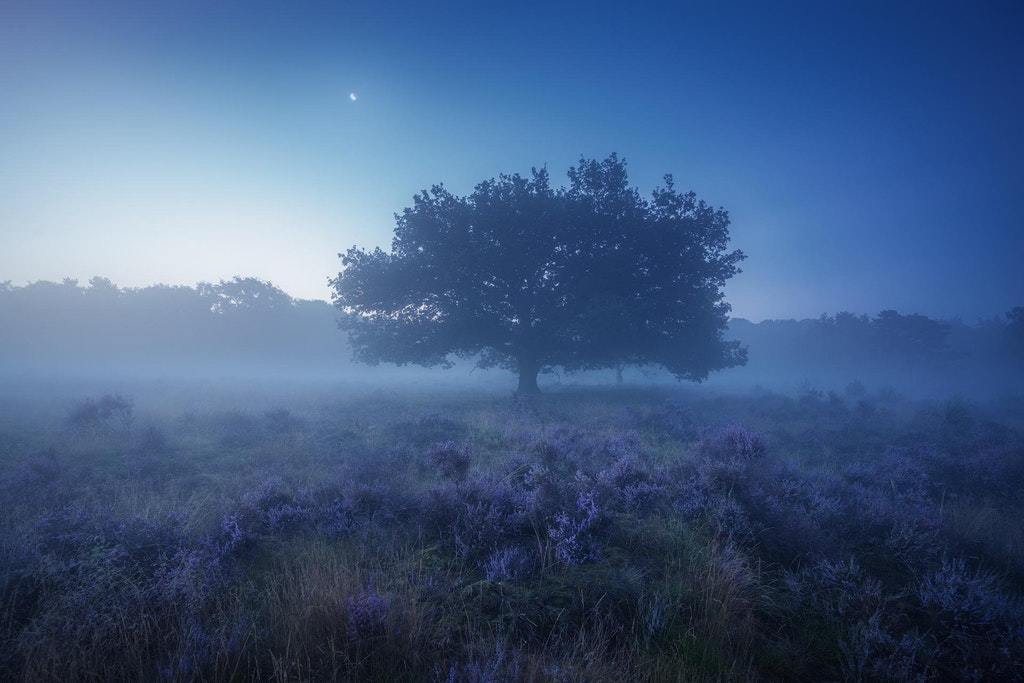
[0,383,1022,681]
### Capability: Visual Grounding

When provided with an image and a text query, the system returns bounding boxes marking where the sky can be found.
[1,0,1022,321]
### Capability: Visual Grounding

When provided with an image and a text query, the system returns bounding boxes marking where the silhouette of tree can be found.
[87,276,118,293]
[199,277,293,314]
[0,276,346,377]
[330,155,747,393]
[872,310,952,364]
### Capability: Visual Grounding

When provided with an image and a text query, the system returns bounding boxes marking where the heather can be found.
[1,385,1022,681]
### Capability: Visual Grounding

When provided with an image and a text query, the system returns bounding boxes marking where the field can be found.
[1,383,1022,681]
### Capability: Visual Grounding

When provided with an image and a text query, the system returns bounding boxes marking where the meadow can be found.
[1,383,1022,681]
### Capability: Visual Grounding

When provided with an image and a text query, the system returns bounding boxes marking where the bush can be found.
[428,441,472,482]
[698,424,767,461]
[67,394,134,431]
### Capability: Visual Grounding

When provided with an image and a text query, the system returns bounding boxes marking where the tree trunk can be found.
[516,361,541,394]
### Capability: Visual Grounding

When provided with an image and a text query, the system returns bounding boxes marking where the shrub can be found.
[429,441,472,482]
[548,489,604,566]
[67,394,134,431]
[135,425,170,454]
[597,454,667,513]
[698,425,767,461]
[263,408,303,435]
[844,380,867,399]
[445,478,532,562]
[915,558,1024,676]
[216,411,259,448]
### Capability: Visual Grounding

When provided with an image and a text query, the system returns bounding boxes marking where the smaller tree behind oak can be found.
[330,155,747,393]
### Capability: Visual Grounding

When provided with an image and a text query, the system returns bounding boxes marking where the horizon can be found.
[1,274,1013,326]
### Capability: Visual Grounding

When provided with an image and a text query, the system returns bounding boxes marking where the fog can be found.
[3,277,1020,400]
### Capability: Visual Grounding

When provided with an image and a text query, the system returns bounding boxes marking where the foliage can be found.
[67,394,134,431]
[1,386,1023,679]
[0,276,345,378]
[331,155,747,392]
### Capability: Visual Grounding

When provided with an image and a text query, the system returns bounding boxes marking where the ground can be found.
[0,383,1022,681]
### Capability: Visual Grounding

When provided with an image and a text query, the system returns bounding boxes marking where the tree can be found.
[871,310,952,364]
[330,155,747,393]
[0,277,346,378]
[198,276,293,314]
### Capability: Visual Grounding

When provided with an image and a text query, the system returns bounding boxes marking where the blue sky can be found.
[1,0,1022,320]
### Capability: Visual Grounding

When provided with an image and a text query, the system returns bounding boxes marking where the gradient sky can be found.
[1,1,1022,320]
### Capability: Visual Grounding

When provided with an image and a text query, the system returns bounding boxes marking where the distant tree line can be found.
[0,277,1020,394]
[724,309,1024,395]
[0,277,348,378]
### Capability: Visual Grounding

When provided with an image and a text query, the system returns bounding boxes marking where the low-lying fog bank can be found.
[3,278,1022,400]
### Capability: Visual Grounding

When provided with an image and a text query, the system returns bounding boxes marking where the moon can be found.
[349,92,358,102]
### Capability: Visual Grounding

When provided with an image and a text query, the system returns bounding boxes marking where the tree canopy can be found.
[330,155,747,392]
[0,277,346,377]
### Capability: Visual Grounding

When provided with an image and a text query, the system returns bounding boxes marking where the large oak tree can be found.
[330,155,746,392]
